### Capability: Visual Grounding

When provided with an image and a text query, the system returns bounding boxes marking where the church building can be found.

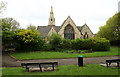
[37,6,94,40]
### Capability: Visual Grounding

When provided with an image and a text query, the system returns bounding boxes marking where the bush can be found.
[15,29,45,51]
[16,36,45,51]
[61,39,72,50]
[71,40,77,50]
[92,38,110,51]
[110,40,120,46]
[49,33,62,51]
[30,36,45,51]
[79,38,94,50]
[72,38,94,50]
[42,43,52,51]
[71,38,110,51]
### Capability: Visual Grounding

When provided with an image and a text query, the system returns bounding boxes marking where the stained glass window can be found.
[64,25,75,40]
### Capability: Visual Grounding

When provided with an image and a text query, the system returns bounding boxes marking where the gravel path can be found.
[2,52,119,67]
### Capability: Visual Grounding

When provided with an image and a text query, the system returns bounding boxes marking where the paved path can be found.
[20,56,119,65]
[2,52,21,67]
[2,52,119,67]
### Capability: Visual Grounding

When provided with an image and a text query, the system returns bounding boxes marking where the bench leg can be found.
[25,65,29,72]
[26,68,29,72]
[117,62,119,67]
[39,64,42,72]
[106,62,109,67]
[52,64,54,71]
[109,62,111,66]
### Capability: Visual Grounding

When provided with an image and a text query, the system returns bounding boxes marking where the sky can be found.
[1,0,120,34]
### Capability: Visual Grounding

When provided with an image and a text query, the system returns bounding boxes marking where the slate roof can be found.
[77,26,82,31]
[37,26,52,38]
[37,26,82,38]
[53,26,61,32]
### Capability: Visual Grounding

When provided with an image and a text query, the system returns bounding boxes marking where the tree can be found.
[97,12,120,45]
[2,30,15,44]
[16,29,44,51]
[16,29,40,43]
[1,17,20,50]
[1,17,20,31]
[27,24,36,30]
[0,1,7,16]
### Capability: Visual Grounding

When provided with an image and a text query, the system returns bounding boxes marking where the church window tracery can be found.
[64,25,75,40]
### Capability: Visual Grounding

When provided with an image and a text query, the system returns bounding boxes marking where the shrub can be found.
[80,38,94,50]
[92,38,110,51]
[61,39,72,50]
[15,29,45,51]
[71,40,77,50]
[16,36,45,51]
[30,36,45,51]
[42,43,52,51]
[71,38,110,51]
[49,33,62,51]
[72,38,94,50]
[75,38,83,50]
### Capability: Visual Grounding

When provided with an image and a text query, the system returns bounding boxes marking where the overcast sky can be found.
[2,0,120,34]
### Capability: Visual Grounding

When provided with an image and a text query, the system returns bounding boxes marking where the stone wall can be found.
[58,16,81,39]
[81,24,93,38]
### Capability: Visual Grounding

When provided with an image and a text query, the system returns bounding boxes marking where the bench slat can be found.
[21,62,58,72]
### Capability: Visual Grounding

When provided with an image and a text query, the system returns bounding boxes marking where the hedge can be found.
[61,39,72,50]
[92,38,110,51]
[71,38,110,51]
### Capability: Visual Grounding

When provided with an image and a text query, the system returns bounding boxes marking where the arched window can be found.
[83,32,89,39]
[64,25,75,40]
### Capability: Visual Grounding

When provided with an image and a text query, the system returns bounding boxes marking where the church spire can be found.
[48,6,55,26]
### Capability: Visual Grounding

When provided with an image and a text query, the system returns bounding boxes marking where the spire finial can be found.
[51,6,53,12]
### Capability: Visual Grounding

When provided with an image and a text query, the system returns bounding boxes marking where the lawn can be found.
[11,46,119,60]
[2,64,119,75]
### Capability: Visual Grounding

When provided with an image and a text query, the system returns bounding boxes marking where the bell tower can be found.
[48,6,55,26]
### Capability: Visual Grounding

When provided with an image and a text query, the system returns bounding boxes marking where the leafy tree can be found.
[16,29,40,43]
[97,12,120,45]
[1,17,20,49]
[16,29,44,51]
[2,31,15,44]
[27,24,36,30]
[1,17,20,31]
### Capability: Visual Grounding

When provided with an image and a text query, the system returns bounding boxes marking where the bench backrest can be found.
[21,62,58,67]
[106,59,120,62]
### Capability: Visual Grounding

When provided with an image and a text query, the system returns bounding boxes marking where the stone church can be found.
[37,6,93,40]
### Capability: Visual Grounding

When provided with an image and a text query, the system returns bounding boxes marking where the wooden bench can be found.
[21,62,58,72]
[106,59,120,67]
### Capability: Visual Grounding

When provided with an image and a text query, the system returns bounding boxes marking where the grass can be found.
[11,46,119,60]
[2,64,119,75]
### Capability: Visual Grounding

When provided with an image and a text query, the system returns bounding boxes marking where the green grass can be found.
[2,64,119,75]
[11,46,119,60]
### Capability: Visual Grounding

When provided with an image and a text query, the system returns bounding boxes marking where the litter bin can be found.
[78,55,83,67]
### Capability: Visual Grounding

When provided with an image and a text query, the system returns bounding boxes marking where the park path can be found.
[2,52,119,67]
